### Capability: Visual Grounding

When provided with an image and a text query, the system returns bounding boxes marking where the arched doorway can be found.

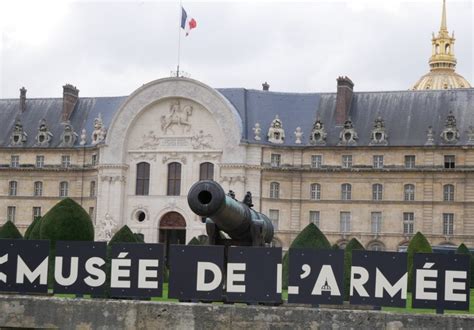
[159,212,186,264]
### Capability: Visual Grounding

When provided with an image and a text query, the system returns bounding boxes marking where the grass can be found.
[54,285,474,315]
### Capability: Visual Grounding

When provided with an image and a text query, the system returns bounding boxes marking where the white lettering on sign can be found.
[312,265,341,296]
[375,268,407,299]
[55,256,79,286]
[445,270,467,302]
[196,262,222,292]
[84,257,106,287]
[111,252,131,288]
[227,263,246,293]
[138,259,159,289]
[350,266,369,297]
[415,262,437,300]
[16,256,48,285]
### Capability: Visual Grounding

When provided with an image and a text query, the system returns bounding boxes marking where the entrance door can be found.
[159,211,186,265]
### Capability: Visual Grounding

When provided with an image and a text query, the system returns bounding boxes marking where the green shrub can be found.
[332,243,340,250]
[282,223,331,289]
[407,232,432,292]
[134,233,145,243]
[29,217,43,239]
[456,243,474,288]
[343,238,365,300]
[24,216,41,239]
[0,221,23,239]
[109,225,139,244]
[40,198,94,248]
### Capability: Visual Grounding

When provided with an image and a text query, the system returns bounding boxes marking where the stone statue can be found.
[191,130,213,149]
[161,101,193,134]
[227,190,236,200]
[294,127,303,144]
[91,113,107,145]
[242,191,254,208]
[425,126,435,146]
[467,126,474,145]
[97,213,116,241]
[253,123,261,141]
[80,128,87,146]
[267,115,285,144]
[140,130,160,149]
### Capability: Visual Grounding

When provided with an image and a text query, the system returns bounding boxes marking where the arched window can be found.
[445,43,450,54]
[8,181,17,196]
[34,181,43,197]
[136,162,150,196]
[404,184,415,201]
[167,162,182,196]
[372,184,383,201]
[367,241,385,251]
[199,162,214,181]
[443,184,454,201]
[310,183,321,200]
[59,181,69,197]
[341,183,352,200]
[270,182,280,199]
[435,44,440,54]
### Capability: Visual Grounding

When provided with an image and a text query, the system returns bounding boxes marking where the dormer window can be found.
[370,116,388,146]
[338,118,358,146]
[310,118,327,145]
[267,115,285,144]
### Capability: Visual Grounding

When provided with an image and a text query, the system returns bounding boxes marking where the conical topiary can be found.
[29,216,43,239]
[456,243,474,288]
[282,223,331,288]
[109,225,139,245]
[40,198,94,247]
[332,243,340,250]
[407,232,432,292]
[343,238,365,300]
[24,216,41,239]
[0,221,23,239]
[134,233,145,243]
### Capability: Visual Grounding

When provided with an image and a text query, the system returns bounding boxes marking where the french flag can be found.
[181,7,197,36]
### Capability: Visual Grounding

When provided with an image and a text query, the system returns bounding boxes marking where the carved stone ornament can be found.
[59,121,78,147]
[440,111,459,144]
[219,175,247,184]
[253,122,261,141]
[80,128,87,146]
[34,119,53,147]
[425,126,435,146]
[369,116,389,146]
[337,118,358,146]
[267,115,285,144]
[130,152,157,162]
[96,213,117,241]
[100,175,126,183]
[294,127,303,144]
[91,113,107,145]
[467,126,474,146]
[309,118,327,145]
[139,130,160,150]
[161,100,193,134]
[191,130,213,150]
[9,118,28,147]
[162,152,187,164]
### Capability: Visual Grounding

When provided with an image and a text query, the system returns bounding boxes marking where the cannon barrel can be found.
[187,180,273,244]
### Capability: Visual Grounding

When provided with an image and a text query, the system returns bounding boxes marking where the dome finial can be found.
[440,0,447,32]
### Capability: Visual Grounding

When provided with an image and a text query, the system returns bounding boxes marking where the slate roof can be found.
[0,86,473,148]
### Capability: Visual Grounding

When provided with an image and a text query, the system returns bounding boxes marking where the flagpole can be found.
[176,0,183,77]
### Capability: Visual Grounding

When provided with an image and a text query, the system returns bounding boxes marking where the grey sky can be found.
[0,0,472,98]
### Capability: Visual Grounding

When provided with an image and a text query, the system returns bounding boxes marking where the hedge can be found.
[407,232,432,292]
[282,223,331,289]
[456,243,474,288]
[24,216,41,239]
[0,221,23,239]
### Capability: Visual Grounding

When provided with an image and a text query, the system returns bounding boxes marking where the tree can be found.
[40,198,94,247]
[0,221,23,239]
[343,238,365,300]
[109,225,140,244]
[456,243,474,288]
[28,217,43,240]
[282,223,331,288]
[24,216,41,239]
[407,232,432,292]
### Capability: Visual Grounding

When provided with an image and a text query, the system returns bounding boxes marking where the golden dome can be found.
[412,0,471,90]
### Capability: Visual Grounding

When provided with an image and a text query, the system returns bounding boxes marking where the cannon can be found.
[187,180,274,246]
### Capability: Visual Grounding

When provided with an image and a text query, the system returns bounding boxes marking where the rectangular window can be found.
[61,155,71,168]
[444,155,455,169]
[33,207,41,220]
[269,209,279,231]
[373,155,384,169]
[342,155,352,168]
[405,155,416,169]
[309,211,320,227]
[89,207,95,223]
[271,153,281,167]
[372,184,383,201]
[34,182,43,197]
[60,182,69,197]
[341,184,352,200]
[36,155,45,168]
[403,212,414,235]
[340,212,351,233]
[443,213,454,235]
[7,206,16,223]
[11,155,19,168]
[9,181,17,196]
[371,212,382,234]
[91,154,98,166]
[90,181,96,197]
[311,155,322,169]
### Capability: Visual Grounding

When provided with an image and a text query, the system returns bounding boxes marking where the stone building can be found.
[0,0,472,252]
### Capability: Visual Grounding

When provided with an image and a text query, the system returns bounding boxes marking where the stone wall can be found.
[1,295,473,330]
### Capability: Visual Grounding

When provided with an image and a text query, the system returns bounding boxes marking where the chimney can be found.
[262,82,270,91]
[335,76,354,125]
[62,84,79,121]
[20,87,27,112]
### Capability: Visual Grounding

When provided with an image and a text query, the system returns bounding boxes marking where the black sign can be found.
[226,246,282,304]
[287,249,344,305]
[412,253,470,311]
[350,251,407,307]
[109,243,164,298]
[54,241,107,295]
[0,239,50,293]
[168,245,224,301]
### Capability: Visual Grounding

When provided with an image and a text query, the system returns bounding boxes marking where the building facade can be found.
[0,0,472,251]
